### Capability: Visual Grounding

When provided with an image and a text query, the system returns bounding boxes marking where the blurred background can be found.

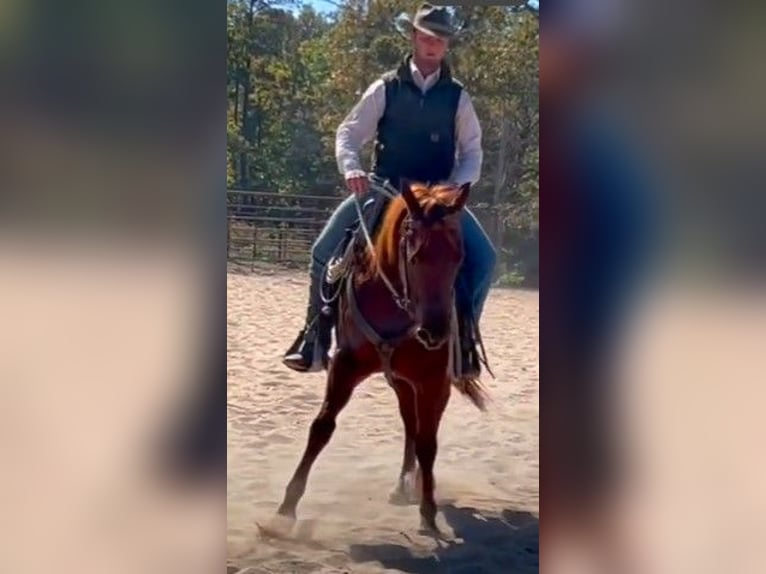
[0,0,225,573]
[541,0,766,572]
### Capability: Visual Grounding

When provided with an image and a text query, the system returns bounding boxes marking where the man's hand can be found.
[345,174,369,196]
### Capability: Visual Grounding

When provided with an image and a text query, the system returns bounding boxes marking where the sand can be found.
[227,266,539,573]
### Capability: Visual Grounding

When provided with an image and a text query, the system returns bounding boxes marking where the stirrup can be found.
[458,339,481,376]
[458,313,495,380]
[284,328,307,357]
[282,333,324,373]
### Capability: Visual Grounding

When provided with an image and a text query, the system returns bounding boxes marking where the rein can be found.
[350,176,420,388]
[354,176,413,315]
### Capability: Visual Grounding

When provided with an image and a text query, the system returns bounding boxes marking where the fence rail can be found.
[227,189,343,269]
[227,189,537,285]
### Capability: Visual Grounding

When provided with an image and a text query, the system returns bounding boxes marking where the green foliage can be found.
[227,1,539,280]
[495,269,526,288]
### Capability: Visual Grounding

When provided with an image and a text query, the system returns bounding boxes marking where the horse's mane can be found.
[359,183,462,281]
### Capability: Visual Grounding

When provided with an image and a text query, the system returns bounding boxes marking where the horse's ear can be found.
[450,182,471,213]
[399,178,423,220]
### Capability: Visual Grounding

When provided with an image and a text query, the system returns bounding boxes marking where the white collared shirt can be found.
[408,57,442,92]
[335,59,483,187]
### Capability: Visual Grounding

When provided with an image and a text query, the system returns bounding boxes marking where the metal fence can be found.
[227,189,343,269]
[227,188,536,285]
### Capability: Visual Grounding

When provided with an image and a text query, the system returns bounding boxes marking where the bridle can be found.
[354,175,465,317]
[349,175,494,380]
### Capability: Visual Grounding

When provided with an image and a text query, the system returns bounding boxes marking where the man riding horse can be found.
[282,3,497,379]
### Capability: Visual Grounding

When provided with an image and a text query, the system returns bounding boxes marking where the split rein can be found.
[352,176,414,314]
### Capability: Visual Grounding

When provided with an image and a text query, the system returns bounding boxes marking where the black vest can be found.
[372,56,463,187]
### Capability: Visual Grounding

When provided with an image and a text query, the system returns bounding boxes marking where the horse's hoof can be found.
[389,487,415,506]
[419,516,440,536]
[389,473,420,506]
[276,502,297,520]
[418,500,439,534]
[257,513,295,540]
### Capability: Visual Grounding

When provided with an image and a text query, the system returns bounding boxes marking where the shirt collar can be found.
[409,58,441,92]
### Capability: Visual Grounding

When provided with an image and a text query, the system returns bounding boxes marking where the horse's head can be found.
[398,179,471,349]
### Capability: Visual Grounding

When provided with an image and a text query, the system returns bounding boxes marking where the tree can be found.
[226,1,539,283]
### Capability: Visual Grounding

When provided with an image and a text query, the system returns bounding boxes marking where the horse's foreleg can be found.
[389,379,418,505]
[277,350,362,519]
[415,381,450,532]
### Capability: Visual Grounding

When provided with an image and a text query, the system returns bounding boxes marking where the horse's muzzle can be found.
[415,327,448,350]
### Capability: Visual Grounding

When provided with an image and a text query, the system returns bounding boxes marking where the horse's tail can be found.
[452,378,490,412]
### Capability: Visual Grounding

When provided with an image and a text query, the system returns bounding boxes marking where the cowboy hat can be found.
[396,3,458,39]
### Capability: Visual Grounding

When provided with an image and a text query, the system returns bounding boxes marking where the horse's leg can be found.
[389,379,418,505]
[276,349,364,520]
[415,379,451,532]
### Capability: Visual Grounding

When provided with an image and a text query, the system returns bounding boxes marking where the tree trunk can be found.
[491,112,511,248]
[238,0,257,188]
[233,77,240,126]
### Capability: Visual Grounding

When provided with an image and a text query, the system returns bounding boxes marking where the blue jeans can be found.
[311,194,497,324]
[455,209,497,323]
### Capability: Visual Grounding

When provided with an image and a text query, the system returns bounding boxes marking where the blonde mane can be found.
[359,183,463,281]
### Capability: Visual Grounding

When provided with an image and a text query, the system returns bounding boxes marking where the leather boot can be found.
[282,274,333,373]
[457,311,481,379]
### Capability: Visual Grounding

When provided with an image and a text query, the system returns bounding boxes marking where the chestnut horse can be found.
[274,179,488,532]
